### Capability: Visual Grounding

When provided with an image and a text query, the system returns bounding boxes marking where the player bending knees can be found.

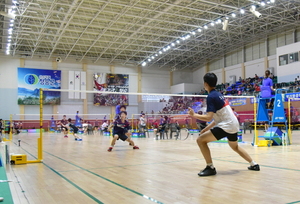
[189,73,260,177]
[108,111,139,152]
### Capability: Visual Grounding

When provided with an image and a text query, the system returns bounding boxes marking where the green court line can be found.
[15,141,164,204]
[214,158,300,172]
[58,158,203,172]
[287,201,300,204]
[43,150,164,204]
[42,163,104,204]
[17,139,300,204]
[0,157,14,204]
[13,142,104,204]
[57,150,300,173]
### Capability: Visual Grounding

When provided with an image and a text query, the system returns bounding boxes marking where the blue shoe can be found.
[75,138,78,141]
[77,138,82,141]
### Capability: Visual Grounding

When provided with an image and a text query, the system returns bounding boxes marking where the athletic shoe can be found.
[248,164,260,171]
[198,166,217,176]
[133,146,139,149]
[107,147,113,152]
[75,138,77,140]
[64,135,68,138]
[77,138,82,141]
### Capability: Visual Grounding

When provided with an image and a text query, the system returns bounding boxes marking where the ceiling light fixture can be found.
[140,1,274,67]
[250,7,262,18]
[222,19,229,31]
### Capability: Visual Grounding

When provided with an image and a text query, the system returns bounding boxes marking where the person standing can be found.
[60,115,69,138]
[139,113,147,133]
[188,73,260,177]
[262,70,275,109]
[75,111,82,127]
[0,119,3,143]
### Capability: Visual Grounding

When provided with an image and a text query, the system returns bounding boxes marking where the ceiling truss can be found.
[0,0,299,70]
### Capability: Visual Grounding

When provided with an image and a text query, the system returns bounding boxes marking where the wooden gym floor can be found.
[2,130,300,204]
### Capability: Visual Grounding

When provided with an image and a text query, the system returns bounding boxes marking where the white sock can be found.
[207,163,215,169]
[250,161,257,166]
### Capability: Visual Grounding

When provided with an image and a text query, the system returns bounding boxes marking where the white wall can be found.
[225,64,242,83]
[192,55,279,85]
[141,67,170,94]
[277,41,300,83]
[171,83,201,94]
[0,58,20,118]
[192,65,205,87]
[172,70,193,85]
[171,83,184,94]
[245,58,265,78]
[0,57,171,119]
[184,83,202,94]
[268,55,277,76]
[213,69,224,84]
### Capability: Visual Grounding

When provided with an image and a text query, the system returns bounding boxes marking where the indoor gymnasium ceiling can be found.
[0,0,300,71]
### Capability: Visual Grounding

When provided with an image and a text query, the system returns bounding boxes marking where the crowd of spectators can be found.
[192,74,300,96]
[158,96,205,114]
[151,74,300,115]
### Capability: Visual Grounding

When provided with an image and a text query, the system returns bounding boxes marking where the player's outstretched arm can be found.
[188,107,213,122]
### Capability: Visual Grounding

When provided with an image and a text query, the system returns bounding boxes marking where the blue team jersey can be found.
[207,89,239,133]
[115,105,121,115]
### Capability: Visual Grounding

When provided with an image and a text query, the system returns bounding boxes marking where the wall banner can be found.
[228,98,247,106]
[18,68,61,105]
[93,73,129,106]
[284,92,300,102]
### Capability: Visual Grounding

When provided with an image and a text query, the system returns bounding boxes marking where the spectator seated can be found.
[168,123,180,139]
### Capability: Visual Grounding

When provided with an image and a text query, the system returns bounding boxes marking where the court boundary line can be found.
[214,158,300,172]
[19,138,300,173]
[13,141,164,204]
[43,150,164,204]
[12,142,104,204]
[12,137,300,204]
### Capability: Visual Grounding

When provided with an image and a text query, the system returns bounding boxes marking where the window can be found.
[289,52,299,64]
[279,54,288,66]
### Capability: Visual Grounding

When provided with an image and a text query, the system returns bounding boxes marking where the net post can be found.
[110,114,113,138]
[288,98,292,144]
[253,97,258,146]
[131,114,134,132]
[38,88,43,161]
[9,114,12,141]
